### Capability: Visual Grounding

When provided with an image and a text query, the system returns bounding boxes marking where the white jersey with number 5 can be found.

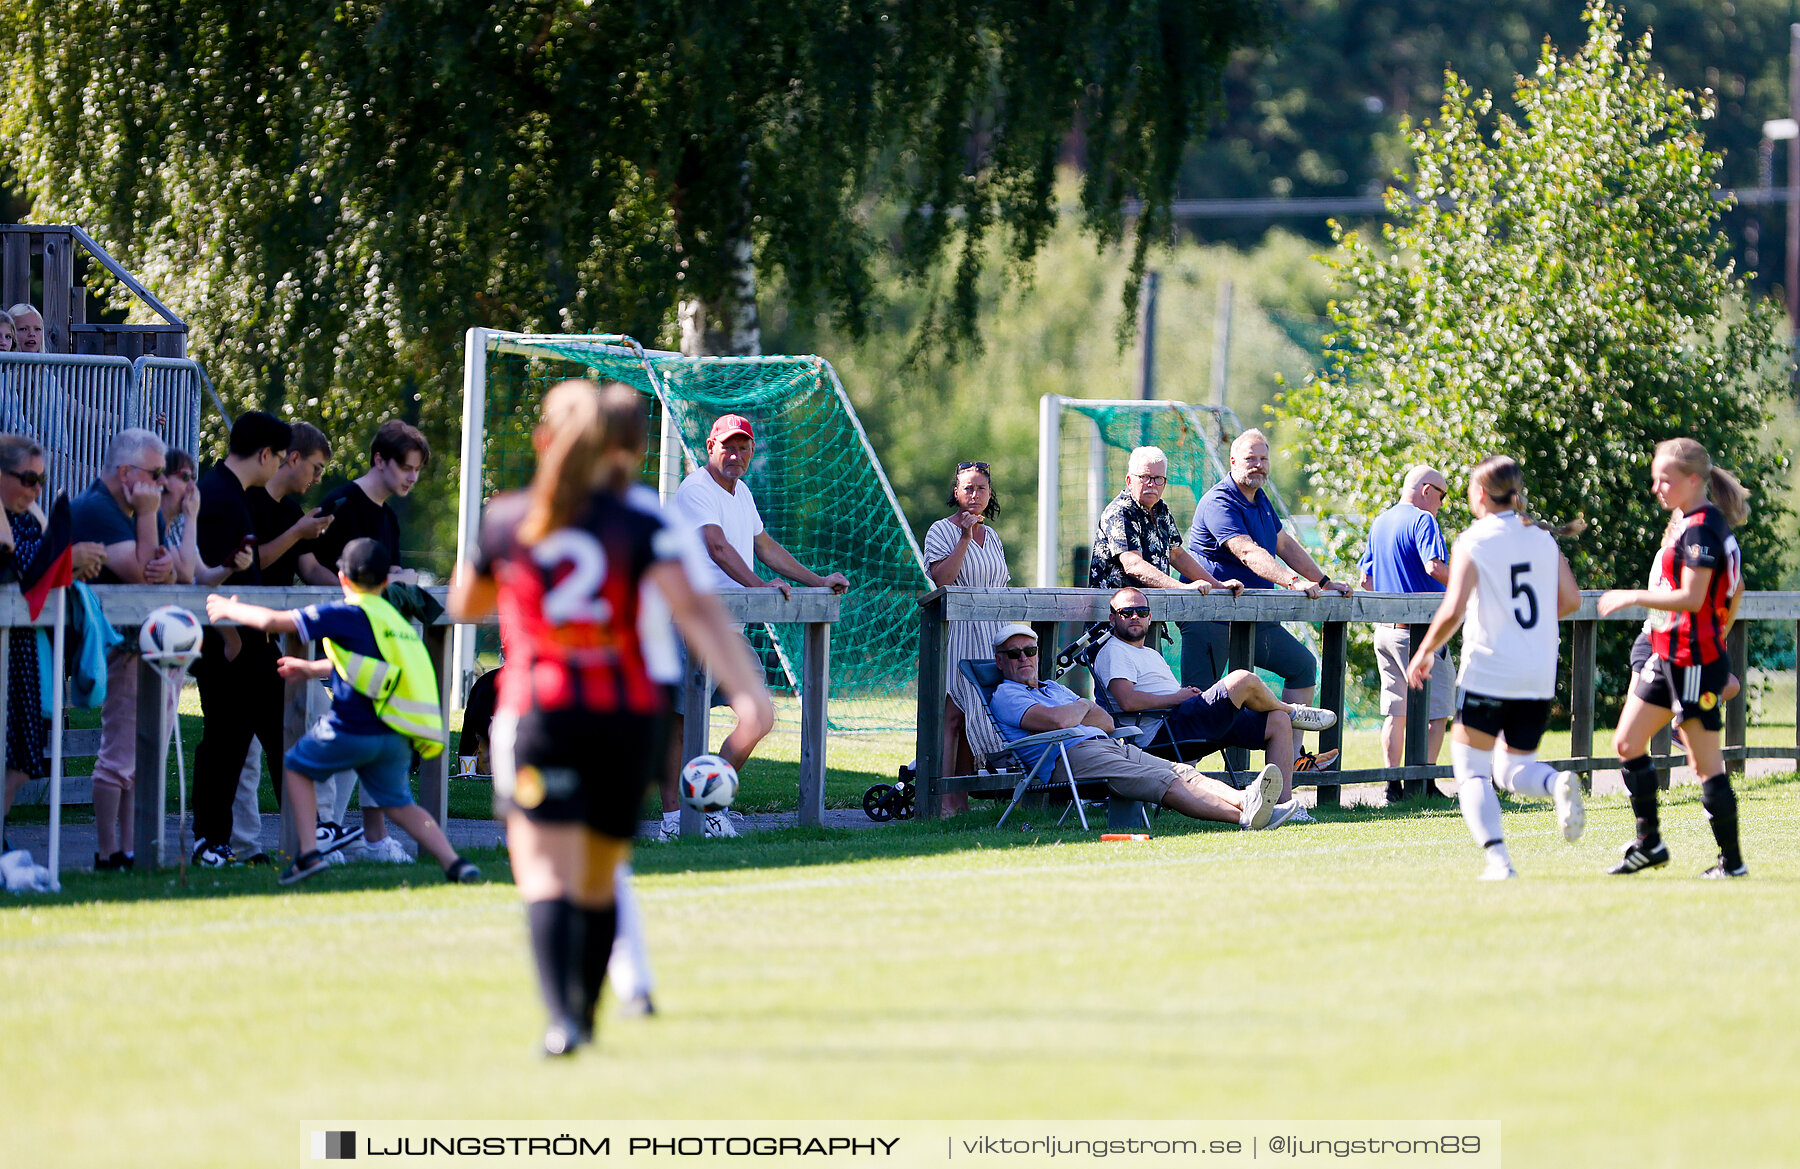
[1455,511,1563,699]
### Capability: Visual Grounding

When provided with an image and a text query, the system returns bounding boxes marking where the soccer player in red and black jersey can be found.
[1599,438,1750,878]
[451,380,772,1056]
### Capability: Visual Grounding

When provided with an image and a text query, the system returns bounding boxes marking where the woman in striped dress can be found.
[923,461,1010,814]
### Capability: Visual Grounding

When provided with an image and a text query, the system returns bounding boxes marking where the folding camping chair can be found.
[956,659,1151,831]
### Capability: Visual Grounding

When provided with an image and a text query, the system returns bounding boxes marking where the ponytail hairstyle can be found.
[1469,454,1587,538]
[519,379,648,544]
[1655,437,1750,530]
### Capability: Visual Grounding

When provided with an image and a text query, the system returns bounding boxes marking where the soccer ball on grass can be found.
[679,754,739,814]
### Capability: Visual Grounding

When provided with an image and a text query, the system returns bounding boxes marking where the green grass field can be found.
[6,773,1797,1168]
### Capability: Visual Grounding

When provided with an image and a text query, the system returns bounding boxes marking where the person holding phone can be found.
[189,411,292,868]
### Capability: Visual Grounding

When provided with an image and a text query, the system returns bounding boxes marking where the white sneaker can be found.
[1553,770,1585,842]
[659,812,681,842]
[704,812,740,838]
[1287,705,1337,732]
[1238,763,1282,830]
[361,836,415,863]
[1286,804,1316,824]
[1262,800,1300,830]
[323,848,350,866]
[1480,853,1518,881]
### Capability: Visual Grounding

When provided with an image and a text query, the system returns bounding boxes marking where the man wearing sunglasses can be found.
[1094,588,1335,811]
[987,624,1293,831]
[1358,465,1454,802]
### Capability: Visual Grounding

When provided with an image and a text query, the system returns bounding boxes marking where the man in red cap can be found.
[664,413,850,839]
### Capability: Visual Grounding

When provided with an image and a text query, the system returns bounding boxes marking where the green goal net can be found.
[461,333,929,736]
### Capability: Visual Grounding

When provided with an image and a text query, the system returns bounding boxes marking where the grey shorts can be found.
[1061,737,1199,805]
[1373,625,1454,721]
[670,625,756,716]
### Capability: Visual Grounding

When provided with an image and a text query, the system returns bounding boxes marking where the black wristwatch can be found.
[1315,577,1331,590]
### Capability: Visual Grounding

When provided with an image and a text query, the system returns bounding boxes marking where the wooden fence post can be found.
[1652,724,1673,792]
[1317,621,1346,807]
[279,634,314,863]
[915,591,948,821]
[1403,622,1432,798]
[418,624,451,828]
[1725,623,1748,776]
[1570,620,1597,794]
[1225,621,1257,773]
[797,620,829,826]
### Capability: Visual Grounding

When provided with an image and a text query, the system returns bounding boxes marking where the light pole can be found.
[1763,110,1798,341]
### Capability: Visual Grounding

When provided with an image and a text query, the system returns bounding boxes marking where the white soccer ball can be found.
[139,605,204,666]
[679,754,739,814]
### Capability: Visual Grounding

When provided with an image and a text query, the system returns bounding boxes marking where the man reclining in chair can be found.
[1092,588,1338,814]
[988,623,1295,830]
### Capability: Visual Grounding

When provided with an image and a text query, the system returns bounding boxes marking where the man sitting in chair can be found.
[988,624,1295,831]
[1092,588,1337,810]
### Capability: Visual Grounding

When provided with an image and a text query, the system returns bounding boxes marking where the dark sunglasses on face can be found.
[998,645,1039,660]
[2,469,45,488]
[1112,606,1152,618]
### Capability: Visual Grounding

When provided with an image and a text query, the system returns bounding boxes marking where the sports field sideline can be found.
[6,773,1796,1168]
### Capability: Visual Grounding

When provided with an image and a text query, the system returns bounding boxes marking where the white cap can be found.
[992,623,1038,649]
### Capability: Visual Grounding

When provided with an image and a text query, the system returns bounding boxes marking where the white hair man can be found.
[69,428,178,870]
[1358,464,1454,802]
[1088,445,1239,596]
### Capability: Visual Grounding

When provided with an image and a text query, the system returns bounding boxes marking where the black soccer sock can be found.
[526,899,578,1025]
[1620,754,1661,848]
[577,904,620,1034]
[1700,774,1742,870]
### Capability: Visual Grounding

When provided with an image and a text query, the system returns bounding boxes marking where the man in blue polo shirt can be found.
[1358,465,1453,802]
[1181,428,1351,702]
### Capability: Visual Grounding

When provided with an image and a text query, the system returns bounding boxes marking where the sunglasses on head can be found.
[957,461,990,472]
[1111,605,1152,618]
[2,469,45,488]
[997,645,1039,660]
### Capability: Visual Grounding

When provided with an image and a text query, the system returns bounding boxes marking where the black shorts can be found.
[492,708,658,840]
[1630,633,1730,732]
[1456,690,1551,751]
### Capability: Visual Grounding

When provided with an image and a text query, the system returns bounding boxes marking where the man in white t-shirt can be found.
[1092,588,1336,807]
[661,413,850,838]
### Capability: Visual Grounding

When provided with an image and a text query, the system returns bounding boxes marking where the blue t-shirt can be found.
[292,601,388,737]
[1187,478,1283,589]
[990,678,1107,770]
[70,478,166,584]
[1358,503,1448,594]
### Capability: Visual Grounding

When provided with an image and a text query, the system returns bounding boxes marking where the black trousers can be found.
[192,630,287,848]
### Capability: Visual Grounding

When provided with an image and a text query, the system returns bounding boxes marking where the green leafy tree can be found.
[1281,6,1791,701]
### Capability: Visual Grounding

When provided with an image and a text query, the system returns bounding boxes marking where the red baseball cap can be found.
[708,414,755,444]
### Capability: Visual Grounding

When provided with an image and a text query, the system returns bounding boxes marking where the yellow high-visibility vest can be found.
[320,590,445,758]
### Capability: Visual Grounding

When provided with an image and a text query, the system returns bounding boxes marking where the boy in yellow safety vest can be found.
[206,538,482,886]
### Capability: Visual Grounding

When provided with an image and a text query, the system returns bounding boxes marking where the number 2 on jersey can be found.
[534,529,613,626]
[1509,562,1539,629]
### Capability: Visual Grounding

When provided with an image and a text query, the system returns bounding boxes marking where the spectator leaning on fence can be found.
[157,449,203,584]
[71,428,177,871]
[1088,445,1239,597]
[298,418,428,862]
[0,434,102,822]
[6,305,43,352]
[988,624,1293,831]
[662,413,846,841]
[189,411,289,868]
[1358,465,1454,802]
[923,459,1010,814]
[1182,429,1350,711]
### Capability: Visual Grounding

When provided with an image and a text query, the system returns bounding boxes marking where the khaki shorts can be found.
[1061,737,1201,805]
[1373,624,1454,721]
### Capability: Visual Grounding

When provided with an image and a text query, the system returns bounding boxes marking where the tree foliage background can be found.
[1281,6,1792,704]
[0,0,1273,567]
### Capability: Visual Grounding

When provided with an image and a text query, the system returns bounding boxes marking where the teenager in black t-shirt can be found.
[249,422,335,587]
[190,411,291,868]
[295,418,430,859]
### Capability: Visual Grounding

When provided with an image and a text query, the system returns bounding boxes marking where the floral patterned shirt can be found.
[1089,489,1180,589]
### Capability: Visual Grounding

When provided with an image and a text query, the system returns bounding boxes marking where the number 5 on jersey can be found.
[1509,562,1538,629]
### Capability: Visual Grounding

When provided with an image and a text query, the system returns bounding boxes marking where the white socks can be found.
[1452,738,1510,868]
[1494,750,1557,798]
[606,862,654,1002]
